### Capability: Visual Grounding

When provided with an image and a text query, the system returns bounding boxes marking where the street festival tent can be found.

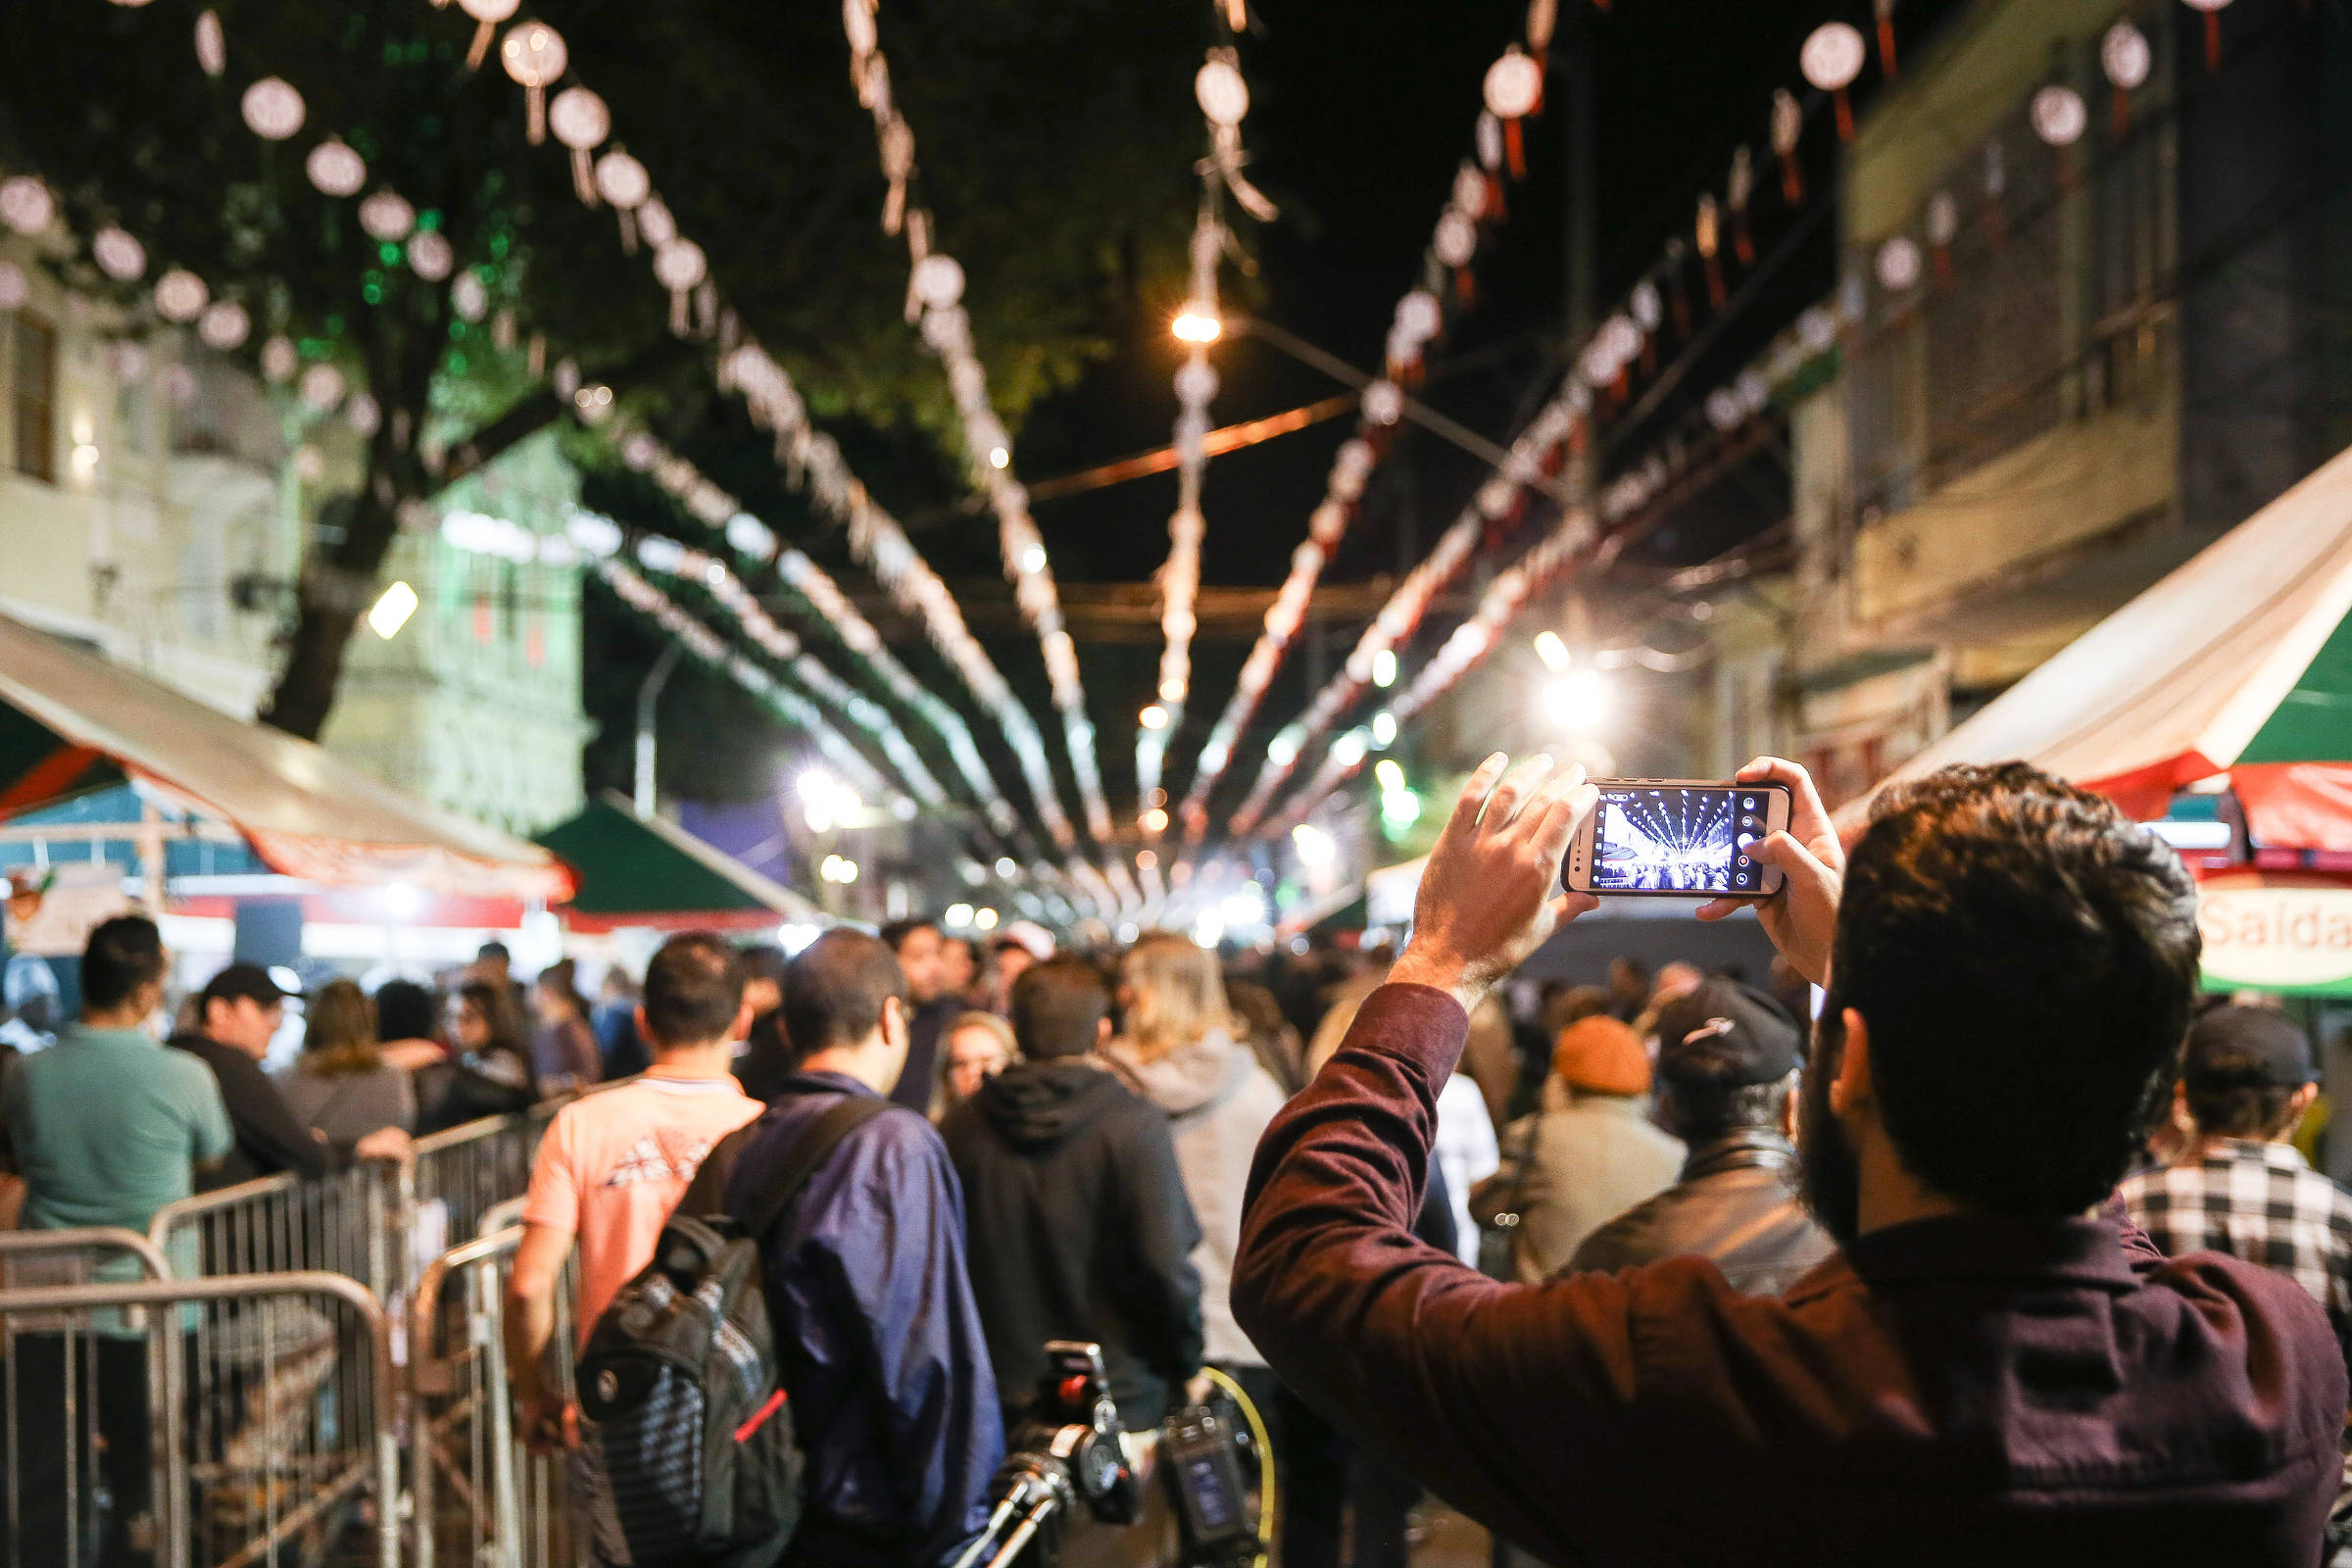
[533,793,825,932]
[1857,440,2352,995]
[0,611,571,903]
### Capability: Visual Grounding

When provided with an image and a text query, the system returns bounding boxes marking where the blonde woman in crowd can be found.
[1100,934,1287,1405]
[931,1010,1018,1121]
[276,977,417,1152]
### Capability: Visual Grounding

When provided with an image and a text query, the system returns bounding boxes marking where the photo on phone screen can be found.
[1588,785,1781,895]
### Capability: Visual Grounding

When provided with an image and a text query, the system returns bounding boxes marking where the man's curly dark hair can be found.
[1827,762,2201,1215]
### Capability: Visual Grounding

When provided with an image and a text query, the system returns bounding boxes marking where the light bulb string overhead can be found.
[1172,0,1559,846]
[839,0,1116,850]
[605,420,1048,858]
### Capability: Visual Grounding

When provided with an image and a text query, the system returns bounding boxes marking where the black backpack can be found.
[575,1094,889,1567]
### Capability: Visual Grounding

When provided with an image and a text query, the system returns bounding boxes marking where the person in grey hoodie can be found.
[1101,933,1289,1400]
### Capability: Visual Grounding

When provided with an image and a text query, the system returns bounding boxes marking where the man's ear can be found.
[882,995,907,1044]
[1095,1015,1112,1047]
[2284,1081,2322,1138]
[1829,1007,1872,1120]
[728,1000,756,1044]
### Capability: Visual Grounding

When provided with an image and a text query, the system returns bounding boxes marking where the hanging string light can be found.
[1873,0,1899,78]
[1800,21,1866,140]
[548,86,610,204]
[1772,88,1803,204]
[2182,0,2230,74]
[458,0,517,71]
[193,10,225,76]
[238,77,306,141]
[2101,20,2150,137]
[305,138,368,198]
[1483,45,1544,178]
[498,21,566,145]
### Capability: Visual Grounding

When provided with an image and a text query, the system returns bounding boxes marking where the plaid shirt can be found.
[2119,1138,2352,1321]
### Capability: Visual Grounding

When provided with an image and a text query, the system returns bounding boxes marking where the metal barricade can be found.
[0,1226,173,1286]
[148,1161,401,1303]
[412,1111,553,1258]
[410,1228,585,1568]
[0,1271,398,1568]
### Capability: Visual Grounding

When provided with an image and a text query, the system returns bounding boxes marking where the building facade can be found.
[0,235,588,835]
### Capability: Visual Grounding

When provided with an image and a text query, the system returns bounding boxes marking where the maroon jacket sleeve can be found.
[1232,983,1647,1563]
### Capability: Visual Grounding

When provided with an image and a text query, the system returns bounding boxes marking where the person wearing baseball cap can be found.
[2120,1005,2352,1331]
[169,962,410,1190]
[1565,977,1834,1295]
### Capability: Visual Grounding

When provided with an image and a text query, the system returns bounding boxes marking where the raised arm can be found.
[1231,757,1650,1561]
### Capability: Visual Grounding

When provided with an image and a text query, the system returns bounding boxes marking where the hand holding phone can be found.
[1692,758,1846,986]
[1563,780,1792,899]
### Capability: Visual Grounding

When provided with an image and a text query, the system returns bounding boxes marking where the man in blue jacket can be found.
[724,928,1002,1568]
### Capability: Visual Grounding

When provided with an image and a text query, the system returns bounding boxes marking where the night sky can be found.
[584,0,1969,826]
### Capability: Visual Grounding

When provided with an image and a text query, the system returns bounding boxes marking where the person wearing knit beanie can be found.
[1551,1015,1652,1099]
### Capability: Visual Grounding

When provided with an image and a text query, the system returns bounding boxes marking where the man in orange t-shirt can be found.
[507,933,764,1449]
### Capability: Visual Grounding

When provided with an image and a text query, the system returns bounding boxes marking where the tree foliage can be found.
[0,0,1202,739]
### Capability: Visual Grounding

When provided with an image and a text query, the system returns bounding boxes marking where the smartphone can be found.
[1563,779,1792,898]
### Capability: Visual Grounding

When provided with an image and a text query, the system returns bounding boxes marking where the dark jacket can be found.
[892,997,960,1112]
[1565,1128,1835,1296]
[1233,984,2347,1567]
[727,1070,1002,1568]
[168,1032,343,1190]
[940,1058,1204,1429]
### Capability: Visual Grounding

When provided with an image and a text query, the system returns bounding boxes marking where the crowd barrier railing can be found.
[410,1225,585,1568]
[148,1160,402,1305]
[0,1270,398,1568]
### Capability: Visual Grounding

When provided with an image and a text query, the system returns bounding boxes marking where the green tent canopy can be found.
[535,794,825,931]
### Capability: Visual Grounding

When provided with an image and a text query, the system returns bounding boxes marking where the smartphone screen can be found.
[1585,784,1784,895]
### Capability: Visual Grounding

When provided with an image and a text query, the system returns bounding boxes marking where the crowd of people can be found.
[4,755,2352,1566]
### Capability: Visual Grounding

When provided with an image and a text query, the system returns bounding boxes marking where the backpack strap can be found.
[733,1094,893,1243]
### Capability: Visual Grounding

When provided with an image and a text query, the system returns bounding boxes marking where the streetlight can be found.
[1171,304,1223,344]
[1140,704,1170,730]
[368,580,419,640]
[1544,666,1608,730]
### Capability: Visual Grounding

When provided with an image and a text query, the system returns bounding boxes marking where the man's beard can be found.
[1795,1016,1862,1247]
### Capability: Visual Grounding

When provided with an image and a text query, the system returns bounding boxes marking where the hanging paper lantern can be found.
[306,138,368,198]
[1434,210,1477,268]
[1798,305,1838,352]
[407,228,454,281]
[654,238,708,334]
[1800,22,1866,139]
[2031,84,2086,147]
[911,254,965,311]
[160,364,197,406]
[1475,113,1504,176]
[1452,163,1490,222]
[358,190,416,241]
[1873,0,1898,78]
[107,0,154,10]
[1771,88,1804,203]
[1484,46,1543,177]
[2102,20,2151,135]
[346,392,381,436]
[636,197,677,249]
[197,300,249,350]
[594,148,651,252]
[1173,358,1218,406]
[459,0,519,70]
[549,87,611,204]
[0,176,55,235]
[1876,234,1922,293]
[239,77,306,141]
[91,227,146,282]
[1395,289,1442,346]
[0,262,26,312]
[1360,379,1404,426]
[1925,191,1958,284]
[1694,193,1726,309]
[107,342,148,383]
[260,334,298,382]
[500,23,567,144]
[193,10,225,76]
[2183,0,2230,74]
[451,271,490,322]
[1727,145,1756,266]
[294,446,325,483]
[1705,387,1745,432]
[1195,58,1250,126]
[298,362,345,413]
[153,269,208,321]
[1631,279,1663,332]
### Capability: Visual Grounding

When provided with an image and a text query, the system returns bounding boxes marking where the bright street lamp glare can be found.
[368,580,419,640]
[1534,630,1572,672]
[1171,306,1223,344]
[974,906,1001,931]
[1375,759,1405,792]
[1140,704,1170,730]
[1544,667,1608,730]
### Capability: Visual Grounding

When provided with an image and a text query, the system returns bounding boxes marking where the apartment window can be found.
[12,316,56,482]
